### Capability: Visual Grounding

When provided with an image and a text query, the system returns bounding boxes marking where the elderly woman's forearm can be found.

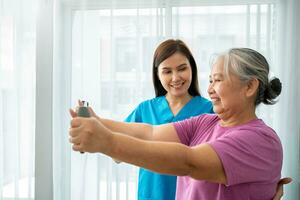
[107,132,225,184]
[101,118,153,140]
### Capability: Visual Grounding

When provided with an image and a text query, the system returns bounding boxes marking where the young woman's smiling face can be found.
[158,52,192,98]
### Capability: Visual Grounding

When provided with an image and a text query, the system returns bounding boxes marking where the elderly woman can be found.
[69,48,283,200]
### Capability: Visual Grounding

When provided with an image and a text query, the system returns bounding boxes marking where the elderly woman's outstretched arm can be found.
[69,116,226,184]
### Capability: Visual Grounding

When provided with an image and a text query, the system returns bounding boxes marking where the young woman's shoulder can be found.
[137,96,165,107]
[192,96,214,113]
[195,96,211,105]
[129,96,165,113]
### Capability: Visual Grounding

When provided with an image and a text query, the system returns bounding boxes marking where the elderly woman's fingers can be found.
[70,118,82,128]
[69,135,81,144]
[78,99,84,106]
[69,108,78,118]
[72,144,82,152]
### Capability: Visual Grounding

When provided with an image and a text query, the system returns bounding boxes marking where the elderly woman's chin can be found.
[212,105,224,115]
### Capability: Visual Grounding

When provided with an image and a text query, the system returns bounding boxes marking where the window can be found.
[68,2,277,199]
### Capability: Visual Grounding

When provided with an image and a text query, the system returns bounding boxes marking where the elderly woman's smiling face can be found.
[207,58,251,119]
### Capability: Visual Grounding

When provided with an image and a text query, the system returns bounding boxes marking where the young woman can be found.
[123,39,213,200]
[71,39,213,200]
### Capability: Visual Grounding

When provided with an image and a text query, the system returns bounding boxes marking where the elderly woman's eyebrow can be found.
[209,73,224,78]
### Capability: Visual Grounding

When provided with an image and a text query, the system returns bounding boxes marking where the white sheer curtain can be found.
[53,0,300,200]
[53,1,164,200]
[1,0,299,200]
[0,0,36,199]
[274,0,300,199]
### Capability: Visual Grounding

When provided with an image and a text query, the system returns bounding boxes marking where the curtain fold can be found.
[0,0,36,199]
[53,1,294,200]
[274,0,300,199]
[1,0,299,199]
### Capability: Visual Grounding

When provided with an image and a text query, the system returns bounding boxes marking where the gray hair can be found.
[215,48,282,106]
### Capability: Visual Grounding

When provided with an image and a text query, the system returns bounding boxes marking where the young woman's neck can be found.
[165,93,193,106]
[165,93,193,116]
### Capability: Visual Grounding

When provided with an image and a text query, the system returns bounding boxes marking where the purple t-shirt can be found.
[173,114,282,200]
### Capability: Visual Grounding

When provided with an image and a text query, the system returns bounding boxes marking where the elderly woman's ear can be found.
[245,78,259,98]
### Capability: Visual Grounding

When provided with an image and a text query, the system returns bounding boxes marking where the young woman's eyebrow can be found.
[161,63,187,70]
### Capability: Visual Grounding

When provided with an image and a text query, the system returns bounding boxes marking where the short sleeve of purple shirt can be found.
[174,114,219,146]
[209,126,282,186]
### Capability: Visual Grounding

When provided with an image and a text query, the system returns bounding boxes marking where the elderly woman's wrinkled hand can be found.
[69,117,113,153]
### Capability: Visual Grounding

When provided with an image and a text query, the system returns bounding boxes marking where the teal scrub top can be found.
[125,96,213,200]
